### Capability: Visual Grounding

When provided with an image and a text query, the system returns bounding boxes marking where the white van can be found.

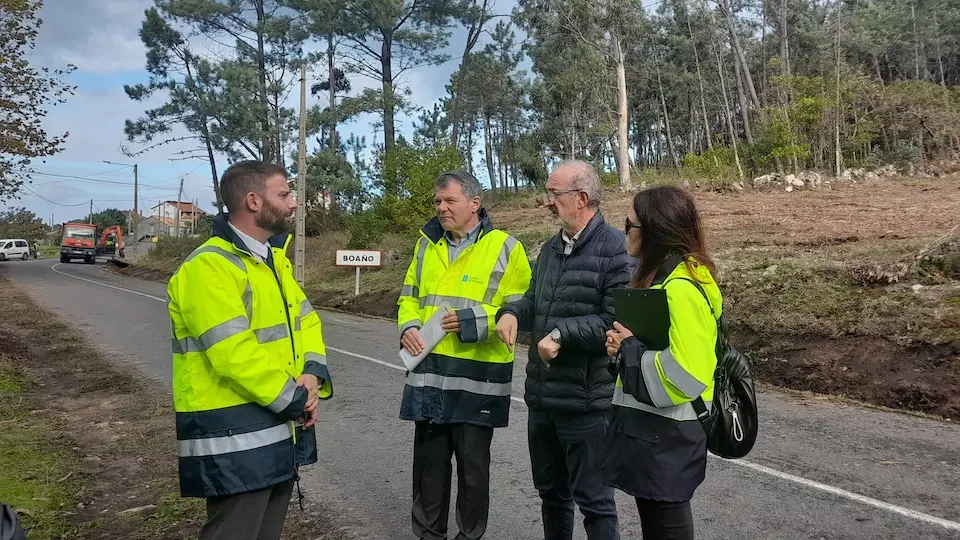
[0,239,31,261]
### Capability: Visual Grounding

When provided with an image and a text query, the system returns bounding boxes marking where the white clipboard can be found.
[399,301,453,371]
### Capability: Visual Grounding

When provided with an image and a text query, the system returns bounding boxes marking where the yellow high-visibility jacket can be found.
[398,210,531,427]
[167,215,332,498]
[613,258,721,419]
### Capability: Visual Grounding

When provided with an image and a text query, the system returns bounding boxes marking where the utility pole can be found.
[132,164,139,239]
[175,178,184,238]
[295,63,307,286]
[88,200,93,224]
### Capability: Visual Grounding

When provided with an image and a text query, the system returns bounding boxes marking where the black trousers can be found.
[635,499,694,540]
[198,479,294,540]
[412,421,494,540]
[528,409,620,540]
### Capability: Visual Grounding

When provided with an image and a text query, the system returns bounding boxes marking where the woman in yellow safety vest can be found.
[602,185,723,540]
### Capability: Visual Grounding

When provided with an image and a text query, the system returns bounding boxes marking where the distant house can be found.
[135,201,207,240]
[149,201,207,234]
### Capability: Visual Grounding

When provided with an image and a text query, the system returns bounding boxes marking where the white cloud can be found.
[33,0,152,73]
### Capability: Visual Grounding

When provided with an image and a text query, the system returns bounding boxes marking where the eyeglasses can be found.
[543,188,582,202]
[624,217,642,234]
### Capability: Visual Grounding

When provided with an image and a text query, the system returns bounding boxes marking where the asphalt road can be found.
[4,257,960,540]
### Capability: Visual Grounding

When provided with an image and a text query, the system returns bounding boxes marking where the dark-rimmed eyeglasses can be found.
[624,217,642,234]
[543,188,582,202]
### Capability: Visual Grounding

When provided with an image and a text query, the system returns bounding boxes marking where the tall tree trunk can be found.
[657,60,681,174]
[718,0,760,107]
[732,52,754,143]
[912,2,921,80]
[449,0,490,147]
[254,0,273,162]
[327,33,338,151]
[381,37,396,157]
[834,1,843,177]
[613,34,632,189]
[483,114,496,191]
[686,10,713,150]
[716,47,745,180]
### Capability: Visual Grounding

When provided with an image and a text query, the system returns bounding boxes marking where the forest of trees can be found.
[114,0,960,234]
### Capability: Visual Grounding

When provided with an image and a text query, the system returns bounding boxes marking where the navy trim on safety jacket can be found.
[168,214,332,498]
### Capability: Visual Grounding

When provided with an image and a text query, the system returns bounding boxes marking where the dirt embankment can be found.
[0,274,349,540]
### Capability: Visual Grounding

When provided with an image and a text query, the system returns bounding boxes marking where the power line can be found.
[29,171,179,190]
[20,186,90,207]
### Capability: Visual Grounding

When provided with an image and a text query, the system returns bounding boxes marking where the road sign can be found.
[335,250,382,267]
[335,250,382,295]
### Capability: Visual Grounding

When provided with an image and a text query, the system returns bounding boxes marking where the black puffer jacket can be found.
[498,212,633,413]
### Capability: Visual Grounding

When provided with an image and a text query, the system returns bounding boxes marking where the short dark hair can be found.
[219,161,288,213]
[435,170,483,202]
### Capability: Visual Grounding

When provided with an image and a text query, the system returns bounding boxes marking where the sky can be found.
[5,0,518,224]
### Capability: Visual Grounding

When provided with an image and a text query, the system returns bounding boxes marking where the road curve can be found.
[3,258,960,539]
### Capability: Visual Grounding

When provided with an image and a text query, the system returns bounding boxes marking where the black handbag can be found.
[669,277,759,459]
[0,502,28,540]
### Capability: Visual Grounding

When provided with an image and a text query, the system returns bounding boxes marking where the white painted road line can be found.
[50,262,960,532]
[51,263,167,303]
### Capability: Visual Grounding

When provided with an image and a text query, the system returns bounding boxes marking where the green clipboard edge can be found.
[612,287,671,351]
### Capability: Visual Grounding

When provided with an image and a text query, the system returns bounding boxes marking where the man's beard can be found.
[255,201,293,235]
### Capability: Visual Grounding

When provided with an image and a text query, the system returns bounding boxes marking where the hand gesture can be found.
[605,322,633,358]
[440,311,461,333]
[537,335,560,364]
[496,313,518,352]
[401,327,426,356]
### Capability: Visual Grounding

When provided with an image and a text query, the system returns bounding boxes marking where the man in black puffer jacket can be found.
[496,160,632,540]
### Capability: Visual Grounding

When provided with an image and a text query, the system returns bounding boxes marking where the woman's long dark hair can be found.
[629,185,717,288]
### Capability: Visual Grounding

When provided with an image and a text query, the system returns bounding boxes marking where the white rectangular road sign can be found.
[335,249,382,267]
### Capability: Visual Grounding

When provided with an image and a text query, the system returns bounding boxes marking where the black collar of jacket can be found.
[420,207,493,244]
[212,213,291,257]
[549,211,606,254]
[651,253,685,286]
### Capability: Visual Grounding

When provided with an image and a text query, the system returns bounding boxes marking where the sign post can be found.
[335,249,382,296]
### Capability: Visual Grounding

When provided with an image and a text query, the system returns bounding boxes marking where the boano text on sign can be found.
[335,250,382,267]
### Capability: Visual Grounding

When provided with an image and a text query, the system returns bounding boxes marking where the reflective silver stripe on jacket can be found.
[467,305,489,339]
[185,245,246,273]
[657,347,707,399]
[640,349,674,408]
[419,294,481,310]
[195,315,249,351]
[405,372,512,397]
[266,378,298,414]
[503,294,524,303]
[242,282,253,321]
[255,323,289,344]
[482,236,519,304]
[400,285,419,298]
[612,386,710,421]
[414,237,428,284]
[304,352,327,365]
[400,319,422,334]
[178,423,291,457]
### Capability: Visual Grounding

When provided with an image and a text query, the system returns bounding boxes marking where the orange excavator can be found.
[97,225,125,259]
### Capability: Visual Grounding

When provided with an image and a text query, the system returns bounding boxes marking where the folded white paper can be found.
[399,301,453,371]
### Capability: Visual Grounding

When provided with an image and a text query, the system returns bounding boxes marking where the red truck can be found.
[59,223,98,264]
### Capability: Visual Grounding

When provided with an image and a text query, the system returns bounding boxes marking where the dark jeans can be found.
[635,499,694,540]
[528,409,619,540]
[412,421,494,540]
[198,479,294,540]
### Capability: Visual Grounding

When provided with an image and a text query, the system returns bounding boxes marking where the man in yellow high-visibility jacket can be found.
[398,171,532,540]
[167,161,332,540]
